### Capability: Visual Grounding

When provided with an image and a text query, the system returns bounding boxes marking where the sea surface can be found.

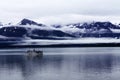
[0,47,120,80]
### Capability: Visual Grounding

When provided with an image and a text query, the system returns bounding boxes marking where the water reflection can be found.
[0,49,120,80]
[81,54,113,72]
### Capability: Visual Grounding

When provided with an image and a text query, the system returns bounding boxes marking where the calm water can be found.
[0,47,120,80]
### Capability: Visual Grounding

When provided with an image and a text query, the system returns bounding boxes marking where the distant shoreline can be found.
[0,43,120,49]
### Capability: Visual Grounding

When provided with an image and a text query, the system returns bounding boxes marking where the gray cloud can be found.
[0,0,120,23]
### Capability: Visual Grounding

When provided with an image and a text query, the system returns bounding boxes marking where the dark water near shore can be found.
[0,47,120,80]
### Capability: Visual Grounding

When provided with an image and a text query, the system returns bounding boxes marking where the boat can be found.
[27,49,43,57]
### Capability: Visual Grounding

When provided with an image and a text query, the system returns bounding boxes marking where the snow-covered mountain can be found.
[2,19,120,38]
[0,18,120,46]
[0,18,120,41]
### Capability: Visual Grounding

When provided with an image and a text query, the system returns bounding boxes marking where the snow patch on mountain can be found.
[110,29,120,33]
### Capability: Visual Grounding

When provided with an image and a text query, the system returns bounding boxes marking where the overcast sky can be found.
[0,0,120,24]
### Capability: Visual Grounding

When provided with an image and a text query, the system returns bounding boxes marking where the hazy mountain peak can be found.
[0,22,3,26]
[18,18,44,27]
[19,18,38,25]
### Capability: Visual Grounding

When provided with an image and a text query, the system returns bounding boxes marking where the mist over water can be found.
[0,47,120,80]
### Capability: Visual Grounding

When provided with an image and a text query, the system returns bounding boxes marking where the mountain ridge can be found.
[0,18,120,40]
